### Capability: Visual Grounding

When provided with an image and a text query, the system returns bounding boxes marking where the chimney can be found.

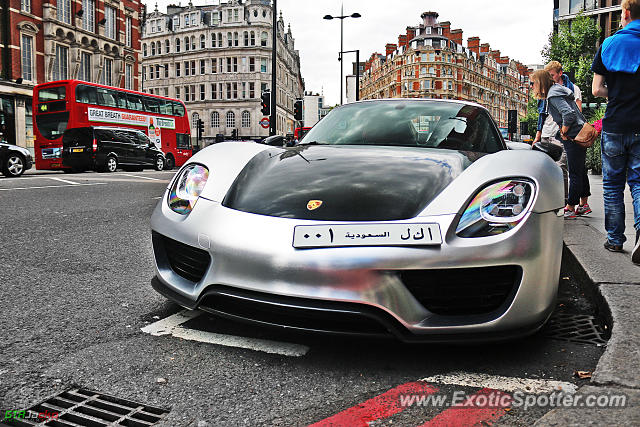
[490,49,501,60]
[467,37,480,55]
[480,43,490,54]
[398,34,408,48]
[421,11,439,27]
[439,21,451,39]
[406,26,416,42]
[450,29,463,46]
[386,43,397,56]
[499,56,510,64]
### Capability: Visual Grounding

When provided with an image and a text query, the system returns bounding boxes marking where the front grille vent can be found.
[154,232,211,283]
[399,265,521,316]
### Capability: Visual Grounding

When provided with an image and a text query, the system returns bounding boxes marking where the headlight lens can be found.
[456,179,535,237]
[168,164,209,215]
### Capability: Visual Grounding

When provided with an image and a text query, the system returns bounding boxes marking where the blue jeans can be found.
[561,137,590,206]
[601,131,640,246]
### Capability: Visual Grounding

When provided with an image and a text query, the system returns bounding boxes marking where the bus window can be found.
[158,99,172,115]
[176,133,191,149]
[172,101,185,117]
[144,97,160,113]
[126,94,143,111]
[114,91,128,109]
[76,84,98,104]
[38,86,66,102]
[96,88,117,107]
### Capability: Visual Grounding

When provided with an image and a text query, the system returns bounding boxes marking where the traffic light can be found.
[197,119,204,140]
[508,110,518,134]
[261,92,271,115]
[293,99,303,121]
[231,129,237,140]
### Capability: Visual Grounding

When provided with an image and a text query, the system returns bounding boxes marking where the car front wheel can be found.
[102,156,117,173]
[154,156,165,171]
[3,154,25,177]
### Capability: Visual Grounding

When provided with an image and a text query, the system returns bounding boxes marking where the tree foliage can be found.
[542,13,601,110]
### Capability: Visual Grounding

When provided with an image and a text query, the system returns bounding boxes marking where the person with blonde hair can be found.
[591,0,640,263]
[530,69,590,219]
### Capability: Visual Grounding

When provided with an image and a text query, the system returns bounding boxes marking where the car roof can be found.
[338,98,488,111]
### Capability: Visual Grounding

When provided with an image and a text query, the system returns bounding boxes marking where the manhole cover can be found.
[4,388,169,426]
[542,312,608,346]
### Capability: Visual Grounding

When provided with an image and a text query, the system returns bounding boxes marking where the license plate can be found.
[293,223,442,248]
[72,148,83,153]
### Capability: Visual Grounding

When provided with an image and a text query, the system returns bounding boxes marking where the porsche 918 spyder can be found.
[150,99,564,342]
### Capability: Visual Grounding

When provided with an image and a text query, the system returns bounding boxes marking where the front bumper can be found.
[150,197,563,340]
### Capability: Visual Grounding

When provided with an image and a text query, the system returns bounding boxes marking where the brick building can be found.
[554,0,622,42]
[0,0,143,153]
[140,0,304,143]
[359,12,530,130]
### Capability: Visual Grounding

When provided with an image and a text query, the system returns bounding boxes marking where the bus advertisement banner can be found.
[87,107,176,150]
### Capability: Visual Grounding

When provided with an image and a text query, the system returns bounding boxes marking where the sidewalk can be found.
[536,173,640,425]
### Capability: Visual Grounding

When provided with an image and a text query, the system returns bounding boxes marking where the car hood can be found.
[0,142,31,157]
[222,145,478,221]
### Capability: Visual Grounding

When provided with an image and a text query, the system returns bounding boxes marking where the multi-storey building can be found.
[0,0,142,153]
[140,0,304,144]
[302,92,328,127]
[359,12,530,130]
[554,0,622,42]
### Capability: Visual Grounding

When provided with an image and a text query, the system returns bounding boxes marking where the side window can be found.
[126,94,143,111]
[76,84,98,104]
[158,99,171,115]
[172,101,185,116]
[114,91,128,109]
[144,97,160,113]
[117,130,137,145]
[96,88,117,107]
[176,133,191,149]
[135,132,150,145]
[95,129,116,142]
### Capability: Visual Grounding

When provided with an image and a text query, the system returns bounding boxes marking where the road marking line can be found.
[119,173,163,181]
[418,388,511,427]
[141,309,309,357]
[310,381,439,427]
[0,183,107,191]
[420,372,577,394]
[49,177,80,185]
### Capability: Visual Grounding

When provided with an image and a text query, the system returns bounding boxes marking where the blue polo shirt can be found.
[591,46,640,133]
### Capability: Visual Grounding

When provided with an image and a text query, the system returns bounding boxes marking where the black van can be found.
[62,127,165,172]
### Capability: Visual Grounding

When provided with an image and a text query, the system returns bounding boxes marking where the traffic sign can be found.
[260,117,270,129]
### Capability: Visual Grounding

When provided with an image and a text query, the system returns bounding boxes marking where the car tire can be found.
[154,156,165,171]
[3,154,25,177]
[165,155,175,170]
[101,155,117,173]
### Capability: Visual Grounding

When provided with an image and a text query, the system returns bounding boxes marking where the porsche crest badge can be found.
[307,200,323,211]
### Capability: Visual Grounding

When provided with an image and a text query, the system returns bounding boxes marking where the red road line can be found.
[310,381,439,427]
[418,388,512,427]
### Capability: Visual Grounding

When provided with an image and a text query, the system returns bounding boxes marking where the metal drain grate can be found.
[5,388,169,426]
[542,312,608,346]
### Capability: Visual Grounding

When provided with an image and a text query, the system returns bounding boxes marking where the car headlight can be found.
[456,179,535,238]
[168,164,209,215]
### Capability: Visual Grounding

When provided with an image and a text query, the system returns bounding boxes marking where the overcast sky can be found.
[146,0,554,106]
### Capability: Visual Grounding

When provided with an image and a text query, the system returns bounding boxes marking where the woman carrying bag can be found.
[530,69,592,219]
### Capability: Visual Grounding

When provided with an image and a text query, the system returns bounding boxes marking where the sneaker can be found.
[632,230,640,265]
[576,203,592,215]
[564,208,577,219]
[604,240,624,253]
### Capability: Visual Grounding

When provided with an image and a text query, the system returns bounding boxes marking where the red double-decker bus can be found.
[33,80,192,171]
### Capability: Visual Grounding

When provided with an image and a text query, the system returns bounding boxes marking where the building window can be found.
[190,85,196,102]
[105,5,116,40]
[21,0,30,13]
[192,112,199,128]
[151,43,156,56]
[185,14,190,27]
[191,61,195,75]
[125,64,132,89]
[249,82,255,98]
[232,82,238,98]
[244,31,249,46]
[82,0,95,32]
[249,57,255,72]
[185,36,190,51]
[211,58,217,73]
[227,32,233,47]
[155,65,160,79]
[241,111,250,128]
[176,38,180,52]
[233,57,238,72]
[211,33,216,48]
[79,52,92,82]
[103,58,113,86]
[260,58,267,73]
[176,62,181,77]
[200,60,205,74]
[234,8,239,22]
[21,34,33,81]
[126,16,132,47]
[212,12,219,25]
[185,86,191,101]
[165,64,169,78]
[165,39,170,53]
[218,33,222,47]
[218,83,223,99]
[226,111,235,128]
[57,0,71,24]
[191,36,195,50]
[157,41,161,55]
[53,44,69,80]
[234,32,239,46]
[200,84,205,100]
[261,31,268,47]
[211,84,217,99]
[175,87,180,99]
[200,34,205,49]
[227,57,232,73]
[250,31,255,46]
[211,111,219,127]
[226,83,232,99]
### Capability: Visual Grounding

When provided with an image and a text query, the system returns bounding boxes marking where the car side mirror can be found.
[532,141,563,162]
[263,135,285,146]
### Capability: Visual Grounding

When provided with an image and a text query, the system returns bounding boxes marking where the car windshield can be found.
[301,100,504,153]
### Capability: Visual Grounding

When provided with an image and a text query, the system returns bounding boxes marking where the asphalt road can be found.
[0,169,606,426]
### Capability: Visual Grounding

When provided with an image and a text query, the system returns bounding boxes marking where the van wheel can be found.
[3,154,25,177]
[102,156,117,173]
[165,155,175,170]
[154,156,165,171]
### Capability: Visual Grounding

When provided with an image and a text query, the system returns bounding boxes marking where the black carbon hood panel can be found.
[222,145,475,221]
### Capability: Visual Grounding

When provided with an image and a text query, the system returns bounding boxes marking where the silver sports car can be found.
[150,99,564,342]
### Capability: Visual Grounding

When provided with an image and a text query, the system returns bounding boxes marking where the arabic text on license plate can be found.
[72,148,83,153]
[293,223,442,248]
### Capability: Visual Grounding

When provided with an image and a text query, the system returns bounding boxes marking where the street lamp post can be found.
[340,49,360,101]
[323,5,360,105]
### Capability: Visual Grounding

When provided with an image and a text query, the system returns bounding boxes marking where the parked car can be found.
[0,141,33,177]
[62,127,165,173]
[150,99,564,342]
